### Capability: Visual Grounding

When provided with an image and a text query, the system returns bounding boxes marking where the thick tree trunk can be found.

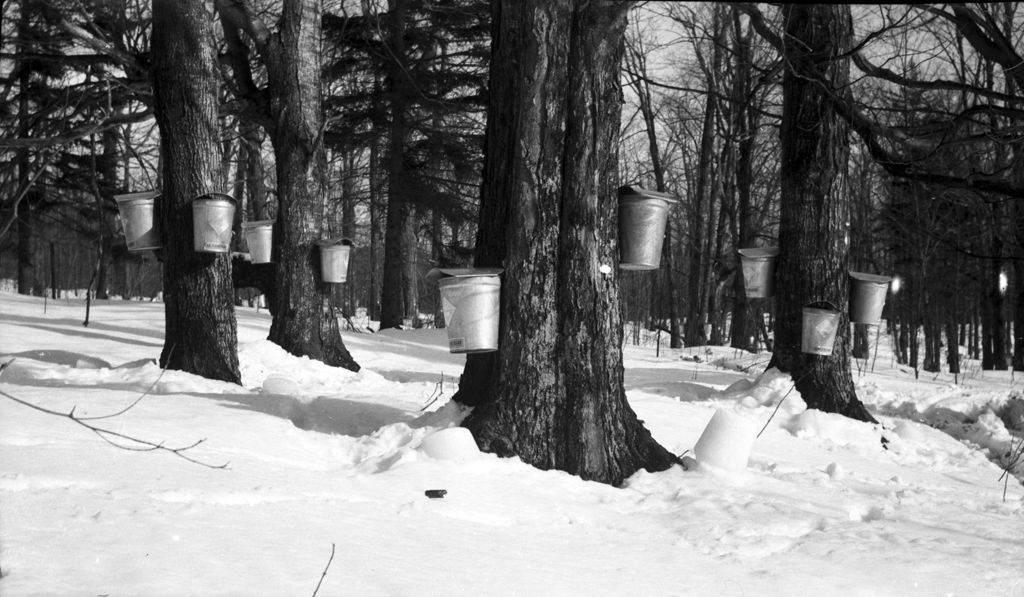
[265,0,358,371]
[453,0,677,486]
[768,4,875,423]
[152,0,240,383]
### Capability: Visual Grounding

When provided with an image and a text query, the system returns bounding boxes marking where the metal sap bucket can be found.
[317,238,352,283]
[431,268,503,353]
[242,220,275,263]
[618,186,678,270]
[738,247,780,298]
[693,408,757,472]
[114,191,161,251]
[801,304,841,356]
[849,271,891,325]
[192,193,236,253]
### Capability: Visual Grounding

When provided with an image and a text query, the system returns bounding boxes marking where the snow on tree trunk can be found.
[151,0,240,383]
[454,0,678,486]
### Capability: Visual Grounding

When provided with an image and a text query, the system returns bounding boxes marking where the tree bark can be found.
[379,0,413,330]
[728,10,757,352]
[453,0,677,486]
[768,4,875,423]
[152,0,241,383]
[263,0,359,371]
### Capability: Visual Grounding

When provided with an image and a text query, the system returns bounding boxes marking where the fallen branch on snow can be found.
[0,357,229,470]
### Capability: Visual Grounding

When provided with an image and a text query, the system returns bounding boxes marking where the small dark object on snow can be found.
[425,489,447,499]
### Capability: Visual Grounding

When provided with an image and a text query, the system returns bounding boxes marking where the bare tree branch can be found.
[0,359,229,470]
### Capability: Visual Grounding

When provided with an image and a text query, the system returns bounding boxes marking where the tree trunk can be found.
[947,316,960,375]
[152,0,240,383]
[768,4,875,423]
[453,0,677,486]
[368,132,384,321]
[241,120,269,220]
[684,41,719,346]
[379,0,412,330]
[403,208,419,325]
[987,205,1008,370]
[626,35,680,349]
[852,324,869,359]
[265,0,358,371]
[16,4,40,297]
[728,11,757,352]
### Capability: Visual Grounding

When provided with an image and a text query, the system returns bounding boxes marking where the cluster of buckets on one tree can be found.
[113,191,353,283]
[737,248,892,355]
[422,186,680,354]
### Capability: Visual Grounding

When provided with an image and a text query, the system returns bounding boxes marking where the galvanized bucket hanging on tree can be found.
[801,302,841,356]
[192,193,237,253]
[114,191,161,252]
[848,271,891,325]
[429,268,503,354]
[738,247,780,298]
[617,186,678,270]
[242,220,275,264]
[317,238,353,283]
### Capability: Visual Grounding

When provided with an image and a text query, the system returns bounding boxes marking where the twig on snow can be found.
[998,436,1024,502]
[420,372,446,412]
[0,353,228,470]
[311,543,337,597]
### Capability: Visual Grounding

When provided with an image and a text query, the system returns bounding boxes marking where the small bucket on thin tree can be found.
[738,247,780,298]
[617,186,678,270]
[848,272,891,325]
[114,191,161,252]
[242,220,275,264]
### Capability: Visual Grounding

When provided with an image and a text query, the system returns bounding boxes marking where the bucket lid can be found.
[738,247,780,258]
[617,185,678,203]
[193,192,237,204]
[850,271,891,284]
[242,219,275,229]
[113,190,160,203]
[316,237,353,247]
[426,267,504,282]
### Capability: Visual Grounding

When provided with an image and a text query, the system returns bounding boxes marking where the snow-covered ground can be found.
[1,291,1022,596]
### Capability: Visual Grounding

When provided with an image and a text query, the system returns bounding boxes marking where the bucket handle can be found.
[805,300,838,312]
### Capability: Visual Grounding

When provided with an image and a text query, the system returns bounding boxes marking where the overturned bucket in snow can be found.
[618,186,678,270]
[114,191,161,251]
[849,271,891,325]
[693,408,757,472]
[192,193,236,253]
[801,302,841,356]
[430,268,503,354]
[317,238,352,283]
[738,247,780,298]
[242,220,275,264]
